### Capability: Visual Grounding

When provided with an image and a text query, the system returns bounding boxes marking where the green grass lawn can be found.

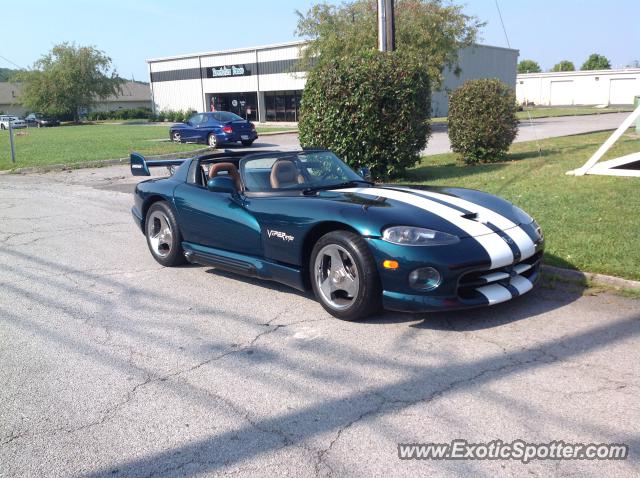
[0,124,204,170]
[432,106,634,124]
[402,130,640,281]
[517,106,633,120]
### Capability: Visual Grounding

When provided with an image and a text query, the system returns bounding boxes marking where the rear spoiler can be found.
[130,152,187,176]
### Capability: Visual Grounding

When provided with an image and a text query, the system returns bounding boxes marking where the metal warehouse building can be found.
[516,69,640,106]
[147,41,518,122]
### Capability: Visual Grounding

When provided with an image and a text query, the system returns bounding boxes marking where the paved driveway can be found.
[0,166,638,477]
[253,113,630,156]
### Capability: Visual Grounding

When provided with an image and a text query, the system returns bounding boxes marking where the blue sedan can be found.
[169,111,258,148]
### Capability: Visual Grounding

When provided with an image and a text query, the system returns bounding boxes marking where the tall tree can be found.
[551,60,575,72]
[295,0,483,90]
[517,60,541,74]
[581,53,611,71]
[0,68,18,82]
[13,43,122,121]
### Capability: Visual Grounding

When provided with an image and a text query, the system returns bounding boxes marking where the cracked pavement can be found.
[0,165,638,477]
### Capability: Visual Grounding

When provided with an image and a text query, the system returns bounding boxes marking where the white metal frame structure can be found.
[567,104,640,177]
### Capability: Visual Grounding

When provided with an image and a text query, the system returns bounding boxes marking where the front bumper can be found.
[365,224,545,313]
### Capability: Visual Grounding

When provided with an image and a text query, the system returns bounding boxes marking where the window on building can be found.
[264,91,302,122]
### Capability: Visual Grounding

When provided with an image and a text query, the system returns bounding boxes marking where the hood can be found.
[320,184,530,239]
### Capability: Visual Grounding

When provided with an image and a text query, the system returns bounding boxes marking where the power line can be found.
[494,0,511,48]
[0,54,26,70]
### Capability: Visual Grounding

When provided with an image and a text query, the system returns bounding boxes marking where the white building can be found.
[516,69,640,106]
[147,41,519,122]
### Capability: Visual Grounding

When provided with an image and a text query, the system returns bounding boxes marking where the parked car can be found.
[169,111,258,148]
[0,115,27,130]
[130,149,544,321]
[25,113,60,127]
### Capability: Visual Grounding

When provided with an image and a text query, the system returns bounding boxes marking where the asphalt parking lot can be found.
[1,160,638,477]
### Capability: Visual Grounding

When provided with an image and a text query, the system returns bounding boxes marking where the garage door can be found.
[609,78,638,105]
[550,80,574,106]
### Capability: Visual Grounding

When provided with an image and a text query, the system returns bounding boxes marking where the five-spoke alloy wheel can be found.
[310,231,381,320]
[145,202,186,267]
[172,131,181,142]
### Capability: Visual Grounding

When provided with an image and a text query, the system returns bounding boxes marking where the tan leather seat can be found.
[209,162,242,191]
[270,160,305,189]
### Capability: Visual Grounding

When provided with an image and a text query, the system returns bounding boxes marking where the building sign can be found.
[207,65,250,78]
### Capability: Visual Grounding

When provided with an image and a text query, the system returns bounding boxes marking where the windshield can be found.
[240,151,364,192]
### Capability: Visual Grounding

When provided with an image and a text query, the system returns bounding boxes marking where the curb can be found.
[258,130,298,136]
[0,147,214,175]
[541,265,640,290]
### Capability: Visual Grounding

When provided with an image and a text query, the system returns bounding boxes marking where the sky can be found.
[1,0,638,80]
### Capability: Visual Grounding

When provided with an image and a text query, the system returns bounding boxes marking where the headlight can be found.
[512,205,533,225]
[382,226,460,246]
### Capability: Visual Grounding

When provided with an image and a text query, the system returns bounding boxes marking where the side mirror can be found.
[358,166,372,181]
[207,176,237,194]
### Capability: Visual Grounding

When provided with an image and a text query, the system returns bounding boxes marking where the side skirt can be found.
[182,241,306,291]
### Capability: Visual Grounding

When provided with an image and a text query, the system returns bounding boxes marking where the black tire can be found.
[145,201,186,267]
[310,230,381,320]
[171,131,181,143]
[0,124,5,130]
[208,133,218,149]
[241,140,254,147]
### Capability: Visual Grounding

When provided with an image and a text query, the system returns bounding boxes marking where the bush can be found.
[299,51,431,179]
[448,79,518,164]
[86,107,153,121]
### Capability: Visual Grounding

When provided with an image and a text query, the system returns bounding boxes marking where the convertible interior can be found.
[189,153,309,193]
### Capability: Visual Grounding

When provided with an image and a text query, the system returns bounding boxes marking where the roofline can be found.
[146,40,308,63]
[146,40,518,64]
[518,68,640,78]
[463,43,519,54]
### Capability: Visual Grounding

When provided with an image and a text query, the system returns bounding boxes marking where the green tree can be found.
[299,51,431,179]
[295,0,483,90]
[581,53,611,70]
[13,43,122,121]
[0,68,18,82]
[551,60,575,72]
[517,59,541,74]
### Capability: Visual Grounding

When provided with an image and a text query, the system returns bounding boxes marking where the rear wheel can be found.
[208,133,218,149]
[0,124,4,130]
[145,202,186,267]
[241,140,254,147]
[310,231,381,320]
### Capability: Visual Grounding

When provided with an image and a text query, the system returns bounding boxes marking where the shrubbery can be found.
[448,79,518,164]
[86,107,197,123]
[298,51,431,179]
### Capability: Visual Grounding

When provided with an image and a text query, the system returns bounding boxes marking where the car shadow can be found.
[203,256,587,331]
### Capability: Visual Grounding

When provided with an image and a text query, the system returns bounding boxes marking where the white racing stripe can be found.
[476,275,534,305]
[339,187,514,268]
[510,275,533,295]
[405,189,537,260]
[475,284,512,305]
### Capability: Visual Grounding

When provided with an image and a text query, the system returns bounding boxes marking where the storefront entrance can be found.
[206,92,258,122]
[264,90,302,122]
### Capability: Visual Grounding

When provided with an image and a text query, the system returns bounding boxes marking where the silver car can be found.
[0,115,27,130]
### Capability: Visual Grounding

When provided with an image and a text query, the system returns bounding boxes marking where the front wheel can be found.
[0,124,4,130]
[208,133,218,149]
[145,202,186,267]
[241,140,254,147]
[171,131,181,142]
[310,231,381,320]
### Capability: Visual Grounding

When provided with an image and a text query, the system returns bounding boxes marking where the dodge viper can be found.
[130,149,544,320]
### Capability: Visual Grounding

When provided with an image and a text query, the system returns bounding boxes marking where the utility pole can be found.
[377,0,395,52]
[8,120,16,164]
